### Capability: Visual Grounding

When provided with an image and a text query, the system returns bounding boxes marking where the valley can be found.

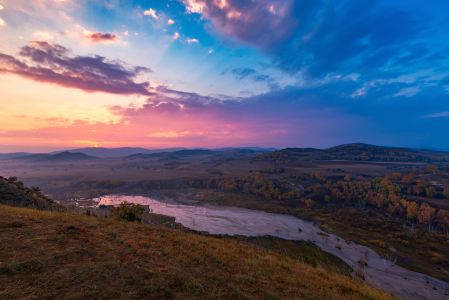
[1,143,449,299]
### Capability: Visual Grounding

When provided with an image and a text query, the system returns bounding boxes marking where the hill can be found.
[58,147,186,158]
[127,149,218,160]
[0,176,64,211]
[258,143,449,162]
[54,147,272,158]
[127,149,265,161]
[18,151,98,162]
[324,143,441,162]
[0,152,31,160]
[0,205,390,299]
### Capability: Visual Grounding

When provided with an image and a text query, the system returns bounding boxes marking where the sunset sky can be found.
[0,0,449,152]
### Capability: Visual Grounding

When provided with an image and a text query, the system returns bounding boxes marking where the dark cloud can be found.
[225,67,274,86]
[86,32,119,43]
[185,0,299,49]
[253,74,271,82]
[230,67,257,80]
[185,0,430,77]
[156,86,207,99]
[0,41,152,95]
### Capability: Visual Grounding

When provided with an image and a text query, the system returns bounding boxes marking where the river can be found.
[92,195,449,300]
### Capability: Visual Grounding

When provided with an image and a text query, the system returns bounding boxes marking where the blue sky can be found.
[0,0,448,151]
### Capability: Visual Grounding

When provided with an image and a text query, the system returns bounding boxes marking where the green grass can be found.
[0,205,391,299]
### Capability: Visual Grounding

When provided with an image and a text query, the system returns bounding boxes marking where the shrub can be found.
[111,202,144,222]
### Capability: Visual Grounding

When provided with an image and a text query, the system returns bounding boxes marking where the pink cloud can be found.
[0,41,152,95]
[182,0,297,49]
[85,32,119,44]
[0,87,360,150]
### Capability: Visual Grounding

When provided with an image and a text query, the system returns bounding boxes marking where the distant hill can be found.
[126,148,265,160]
[214,147,276,152]
[59,147,272,158]
[18,151,98,162]
[56,147,186,158]
[0,176,64,210]
[0,152,32,159]
[127,149,216,159]
[324,143,449,162]
[258,143,449,162]
[3,144,448,162]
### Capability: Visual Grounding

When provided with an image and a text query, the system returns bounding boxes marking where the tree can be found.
[435,209,448,232]
[304,198,315,208]
[443,188,449,200]
[417,203,436,231]
[406,201,418,221]
[425,186,435,198]
[426,164,438,174]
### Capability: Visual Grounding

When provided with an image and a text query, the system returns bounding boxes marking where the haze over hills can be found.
[16,152,98,162]
[52,147,187,158]
[3,143,449,162]
[125,148,268,160]
[55,147,275,158]
[0,153,33,160]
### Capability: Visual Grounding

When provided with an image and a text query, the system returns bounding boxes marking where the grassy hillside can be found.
[0,205,391,299]
[0,176,64,211]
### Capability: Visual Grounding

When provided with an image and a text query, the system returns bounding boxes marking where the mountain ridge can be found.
[2,143,449,161]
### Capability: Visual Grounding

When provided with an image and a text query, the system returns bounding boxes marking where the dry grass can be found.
[0,205,392,299]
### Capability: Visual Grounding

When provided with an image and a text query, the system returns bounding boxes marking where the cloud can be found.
[148,130,192,138]
[230,67,256,80]
[183,0,296,50]
[167,19,175,25]
[84,32,119,44]
[0,41,152,95]
[0,17,5,27]
[394,86,421,97]
[224,67,275,87]
[183,0,206,13]
[101,83,365,148]
[61,26,123,46]
[3,71,449,148]
[172,32,180,40]
[181,0,425,78]
[186,38,199,44]
[33,31,54,41]
[144,8,159,20]
[422,111,449,118]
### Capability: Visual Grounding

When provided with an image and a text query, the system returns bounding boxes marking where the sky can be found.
[0,0,449,152]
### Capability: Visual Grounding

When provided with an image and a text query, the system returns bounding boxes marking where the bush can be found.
[111,202,145,222]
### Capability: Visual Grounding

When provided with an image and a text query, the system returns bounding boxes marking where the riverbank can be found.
[91,195,449,299]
